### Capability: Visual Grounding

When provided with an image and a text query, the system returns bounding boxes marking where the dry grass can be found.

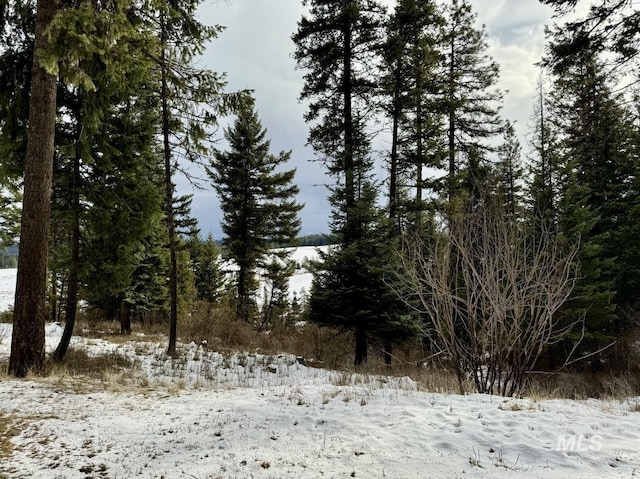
[0,412,23,460]
[0,348,141,393]
[2,303,640,401]
[521,370,640,400]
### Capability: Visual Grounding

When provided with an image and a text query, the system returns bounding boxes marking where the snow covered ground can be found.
[1,323,639,478]
[1,253,640,477]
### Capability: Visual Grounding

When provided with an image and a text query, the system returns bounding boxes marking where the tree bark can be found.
[447,31,456,204]
[383,337,392,367]
[354,321,368,366]
[53,143,81,361]
[160,12,178,356]
[8,0,59,377]
[119,299,131,335]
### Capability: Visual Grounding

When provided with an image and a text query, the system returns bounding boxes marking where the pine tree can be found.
[541,0,640,70]
[81,100,166,324]
[526,77,560,235]
[442,0,502,206]
[2,0,169,371]
[548,33,637,351]
[293,0,391,365]
[149,0,245,355]
[495,120,524,221]
[382,0,443,233]
[185,231,227,304]
[208,99,302,323]
[258,256,295,332]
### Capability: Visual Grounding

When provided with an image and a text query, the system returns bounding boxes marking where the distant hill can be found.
[0,246,18,269]
[296,234,331,247]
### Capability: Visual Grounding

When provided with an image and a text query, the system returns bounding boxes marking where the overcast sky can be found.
[183,0,562,239]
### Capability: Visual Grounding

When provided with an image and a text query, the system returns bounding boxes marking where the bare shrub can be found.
[396,204,579,396]
[181,301,254,350]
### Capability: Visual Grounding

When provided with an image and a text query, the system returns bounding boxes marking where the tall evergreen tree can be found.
[382,0,443,233]
[495,120,524,221]
[208,100,302,323]
[527,77,560,235]
[293,0,391,365]
[148,0,244,355]
[548,32,638,349]
[80,96,167,327]
[441,0,502,206]
[53,5,163,353]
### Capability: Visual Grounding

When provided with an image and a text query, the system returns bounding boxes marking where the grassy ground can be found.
[1,301,640,400]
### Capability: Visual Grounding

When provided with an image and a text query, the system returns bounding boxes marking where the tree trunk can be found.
[119,299,131,335]
[50,274,57,323]
[53,144,81,361]
[160,12,178,356]
[389,73,400,234]
[8,0,59,377]
[342,2,355,240]
[383,337,393,367]
[415,97,424,225]
[354,321,368,366]
[447,31,456,204]
[236,262,248,322]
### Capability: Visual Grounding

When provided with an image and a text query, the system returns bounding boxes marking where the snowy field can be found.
[0,323,639,478]
[1,254,640,477]
[0,267,16,312]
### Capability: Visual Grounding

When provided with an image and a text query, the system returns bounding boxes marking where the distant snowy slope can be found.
[0,247,331,312]
[0,268,16,312]
[257,245,330,302]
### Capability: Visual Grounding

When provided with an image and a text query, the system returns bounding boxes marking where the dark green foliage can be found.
[307,181,389,364]
[185,231,227,304]
[208,100,302,322]
[443,0,502,203]
[548,37,639,351]
[0,187,20,249]
[294,0,428,364]
[296,234,331,247]
[293,0,382,363]
[292,0,385,167]
[258,256,295,332]
[0,251,17,268]
[541,0,640,70]
[151,0,245,355]
[0,0,33,182]
[82,140,166,317]
[74,59,167,319]
[495,120,524,221]
[382,0,444,232]
[526,78,561,235]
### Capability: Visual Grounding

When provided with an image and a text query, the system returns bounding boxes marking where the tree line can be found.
[1,0,639,393]
[293,0,640,393]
